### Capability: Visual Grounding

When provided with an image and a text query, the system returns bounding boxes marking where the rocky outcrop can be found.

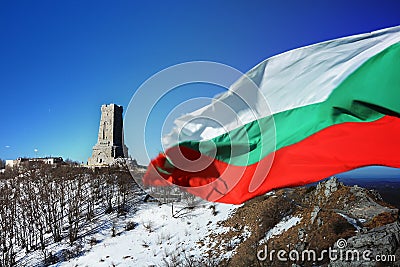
[210,177,400,267]
[317,176,340,198]
[330,221,400,266]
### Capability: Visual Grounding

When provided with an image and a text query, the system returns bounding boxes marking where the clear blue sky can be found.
[1,0,399,166]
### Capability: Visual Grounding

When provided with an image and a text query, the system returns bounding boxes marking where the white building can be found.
[6,157,64,168]
[5,159,15,168]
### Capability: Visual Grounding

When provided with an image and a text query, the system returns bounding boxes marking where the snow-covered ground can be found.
[260,215,302,244]
[57,202,238,266]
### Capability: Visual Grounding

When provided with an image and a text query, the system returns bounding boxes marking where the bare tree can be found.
[0,161,143,266]
[0,158,5,169]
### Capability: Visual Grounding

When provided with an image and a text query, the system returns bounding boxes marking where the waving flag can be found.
[144,26,400,204]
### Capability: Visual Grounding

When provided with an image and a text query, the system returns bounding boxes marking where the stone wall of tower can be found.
[88,104,126,166]
[96,104,123,147]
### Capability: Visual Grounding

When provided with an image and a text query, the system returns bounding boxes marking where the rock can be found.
[323,177,341,198]
[298,228,306,240]
[315,177,343,200]
[344,187,397,222]
[330,221,400,266]
[310,205,321,224]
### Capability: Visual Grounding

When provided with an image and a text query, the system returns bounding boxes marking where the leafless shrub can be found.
[141,240,150,248]
[143,220,155,233]
[89,237,98,247]
[125,221,137,231]
[209,205,218,216]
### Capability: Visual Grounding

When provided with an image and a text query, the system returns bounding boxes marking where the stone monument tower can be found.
[88,104,126,165]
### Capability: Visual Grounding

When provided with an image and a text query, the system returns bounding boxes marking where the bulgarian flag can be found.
[144,26,400,204]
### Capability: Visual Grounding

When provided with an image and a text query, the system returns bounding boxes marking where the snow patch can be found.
[260,216,302,244]
[337,212,362,231]
[57,202,237,266]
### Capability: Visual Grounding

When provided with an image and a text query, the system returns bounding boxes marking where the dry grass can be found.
[364,212,398,229]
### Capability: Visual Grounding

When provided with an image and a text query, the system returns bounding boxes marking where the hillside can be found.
[1,165,398,266]
[57,178,400,266]
[213,178,400,266]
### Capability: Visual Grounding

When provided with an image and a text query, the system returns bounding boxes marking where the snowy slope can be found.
[57,202,238,266]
